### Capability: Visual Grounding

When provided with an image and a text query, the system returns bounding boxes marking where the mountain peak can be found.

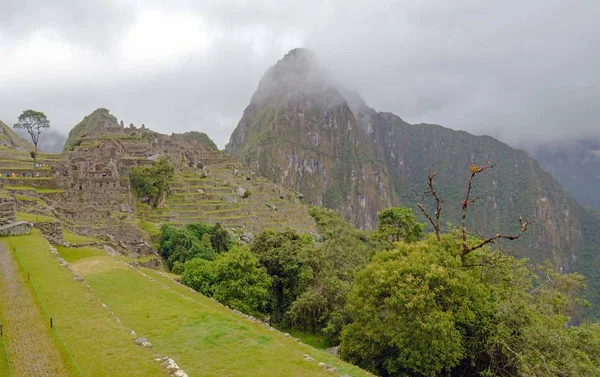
[251,48,337,105]
[63,108,121,151]
[280,48,319,66]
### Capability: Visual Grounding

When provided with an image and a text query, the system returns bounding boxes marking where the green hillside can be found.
[0,231,368,376]
[0,120,33,150]
[62,108,119,151]
[173,131,219,151]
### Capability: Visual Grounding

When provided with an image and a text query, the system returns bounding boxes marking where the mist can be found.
[1,0,599,150]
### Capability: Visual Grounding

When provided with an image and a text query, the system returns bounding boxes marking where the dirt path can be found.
[0,242,70,377]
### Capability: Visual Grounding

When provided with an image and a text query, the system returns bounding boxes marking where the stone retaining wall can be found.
[0,197,16,225]
[35,220,64,244]
[0,221,32,236]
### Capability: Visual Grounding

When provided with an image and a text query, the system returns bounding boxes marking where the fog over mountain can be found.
[1,0,599,150]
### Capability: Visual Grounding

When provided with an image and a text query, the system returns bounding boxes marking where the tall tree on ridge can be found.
[13,109,51,165]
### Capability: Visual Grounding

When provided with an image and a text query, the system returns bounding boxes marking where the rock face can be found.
[228,48,392,229]
[533,138,600,211]
[227,48,600,275]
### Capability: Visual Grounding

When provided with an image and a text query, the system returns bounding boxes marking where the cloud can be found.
[0,0,599,150]
[117,7,217,72]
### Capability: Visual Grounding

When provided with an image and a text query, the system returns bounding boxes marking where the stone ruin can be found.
[0,118,315,257]
[0,195,33,237]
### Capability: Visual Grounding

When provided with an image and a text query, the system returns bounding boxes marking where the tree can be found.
[181,248,271,315]
[374,207,425,244]
[417,164,534,261]
[301,207,384,343]
[13,109,50,165]
[158,224,216,270]
[340,164,600,376]
[340,234,600,377]
[210,222,233,253]
[250,229,319,324]
[131,156,174,207]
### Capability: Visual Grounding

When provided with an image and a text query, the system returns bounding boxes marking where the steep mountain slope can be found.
[228,49,393,229]
[0,119,34,150]
[227,48,600,273]
[533,138,600,211]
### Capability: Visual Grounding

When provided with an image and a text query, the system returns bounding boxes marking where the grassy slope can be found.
[3,233,163,377]
[62,230,99,245]
[0,120,33,150]
[58,246,369,377]
[0,319,9,377]
[15,212,56,223]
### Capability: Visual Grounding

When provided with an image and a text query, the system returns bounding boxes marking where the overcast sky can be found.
[1,0,599,151]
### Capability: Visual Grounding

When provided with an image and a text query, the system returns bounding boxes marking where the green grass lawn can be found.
[283,329,330,350]
[4,185,64,194]
[15,212,55,223]
[137,219,161,238]
[15,195,47,206]
[56,246,370,377]
[3,185,35,191]
[3,233,163,377]
[35,188,64,194]
[62,230,99,245]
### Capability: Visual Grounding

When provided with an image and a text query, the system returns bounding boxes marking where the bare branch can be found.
[462,217,536,256]
[461,162,497,254]
[417,169,443,241]
[470,187,493,204]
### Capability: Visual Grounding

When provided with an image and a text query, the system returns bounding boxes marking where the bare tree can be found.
[417,170,443,241]
[418,163,536,261]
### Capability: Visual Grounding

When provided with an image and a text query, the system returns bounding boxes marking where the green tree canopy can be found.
[131,156,174,207]
[181,248,271,315]
[250,228,319,324]
[340,233,600,377]
[374,207,425,244]
[158,224,216,270]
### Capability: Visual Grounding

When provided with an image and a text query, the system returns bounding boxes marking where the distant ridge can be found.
[227,48,600,311]
[0,119,34,150]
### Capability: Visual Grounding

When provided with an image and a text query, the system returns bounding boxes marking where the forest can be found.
[155,165,600,377]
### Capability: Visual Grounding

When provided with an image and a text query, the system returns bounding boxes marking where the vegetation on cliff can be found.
[0,119,33,150]
[227,49,600,313]
[63,108,119,151]
[131,156,174,207]
[534,138,600,211]
[173,131,219,151]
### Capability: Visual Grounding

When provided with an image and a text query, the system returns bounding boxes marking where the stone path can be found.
[0,242,69,376]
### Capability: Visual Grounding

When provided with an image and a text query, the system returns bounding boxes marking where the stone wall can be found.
[0,177,57,189]
[0,221,32,237]
[0,196,16,225]
[35,220,64,244]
